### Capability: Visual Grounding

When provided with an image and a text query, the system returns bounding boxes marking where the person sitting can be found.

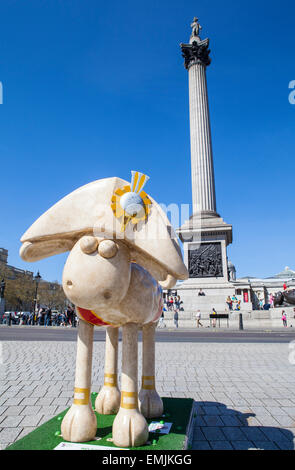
[198,289,205,296]
[226,296,233,311]
[235,300,241,311]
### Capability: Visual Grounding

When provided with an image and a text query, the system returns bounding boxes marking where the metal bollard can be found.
[239,313,244,330]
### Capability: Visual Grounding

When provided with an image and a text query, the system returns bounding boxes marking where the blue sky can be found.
[0,0,294,282]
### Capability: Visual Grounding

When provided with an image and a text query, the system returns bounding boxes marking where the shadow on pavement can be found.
[193,401,294,450]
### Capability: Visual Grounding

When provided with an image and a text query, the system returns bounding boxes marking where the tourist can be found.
[173,309,179,328]
[211,308,217,327]
[226,296,233,311]
[198,289,205,296]
[66,306,74,327]
[158,309,166,328]
[44,307,52,327]
[283,282,287,291]
[269,293,274,308]
[235,300,241,311]
[196,310,203,328]
[174,295,180,309]
[282,310,287,327]
[37,308,43,326]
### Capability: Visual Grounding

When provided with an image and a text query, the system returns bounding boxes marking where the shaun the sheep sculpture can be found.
[20,172,188,448]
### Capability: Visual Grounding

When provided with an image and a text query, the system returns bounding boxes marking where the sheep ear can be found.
[20,239,75,262]
[159,275,177,289]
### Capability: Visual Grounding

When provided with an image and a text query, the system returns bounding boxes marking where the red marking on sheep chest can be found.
[76,307,111,327]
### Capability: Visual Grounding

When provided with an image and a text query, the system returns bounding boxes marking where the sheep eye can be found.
[98,240,118,259]
[80,236,98,254]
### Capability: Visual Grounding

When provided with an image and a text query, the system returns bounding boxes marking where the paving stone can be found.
[254,441,279,450]
[231,440,256,450]
[240,426,269,442]
[220,415,242,427]
[281,407,295,417]
[0,427,22,442]
[272,415,295,427]
[19,406,42,416]
[2,397,24,406]
[17,427,36,439]
[275,440,295,450]
[260,427,289,442]
[0,415,24,428]
[210,441,234,450]
[19,397,39,406]
[192,440,211,450]
[20,414,43,427]
[35,397,54,406]
[201,426,226,441]
[2,405,25,416]
[203,415,224,427]
[222,426,248,441]
[192,427,206,441]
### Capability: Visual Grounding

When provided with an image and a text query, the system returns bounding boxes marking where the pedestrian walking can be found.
[44,307,52,327]
[158,309,166,328]
[66,306,74,327]
[173,309,179,328]
[282,310,287,327]
[196,310,203,327]
[28,312,34,325]
[211,308,217,328]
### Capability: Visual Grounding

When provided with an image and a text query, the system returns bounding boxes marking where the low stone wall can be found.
[160,307,295,329]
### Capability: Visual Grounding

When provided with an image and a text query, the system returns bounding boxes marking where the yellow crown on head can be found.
[111,171,152,232]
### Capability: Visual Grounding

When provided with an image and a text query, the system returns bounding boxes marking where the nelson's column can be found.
[176,18,240,311]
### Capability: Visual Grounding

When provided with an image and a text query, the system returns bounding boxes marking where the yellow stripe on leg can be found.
[73,387,90,405]
[120,391,138,410]
[142,375,155,390]
[104,373,117,387]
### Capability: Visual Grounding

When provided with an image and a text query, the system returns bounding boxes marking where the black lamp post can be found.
[33,271,41,325]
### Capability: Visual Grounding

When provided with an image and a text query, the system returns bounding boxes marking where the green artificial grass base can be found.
[6,395,194,451]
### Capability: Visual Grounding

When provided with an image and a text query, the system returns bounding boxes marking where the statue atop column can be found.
[181,18,211,69]
[190,17,202,42]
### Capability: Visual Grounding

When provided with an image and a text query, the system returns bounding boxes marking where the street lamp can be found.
[33,271,41,325]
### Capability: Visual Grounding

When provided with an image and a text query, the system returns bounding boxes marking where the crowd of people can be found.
[2,306,77,327]
[226,295,241,311]
[160,294,183,328]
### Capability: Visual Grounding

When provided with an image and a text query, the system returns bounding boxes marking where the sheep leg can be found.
[112,323,149,447]
[139,322,163,418]
[95,326,120,414]
[61,318,97,442]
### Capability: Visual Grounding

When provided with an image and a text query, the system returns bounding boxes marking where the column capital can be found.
[180,38,211,69]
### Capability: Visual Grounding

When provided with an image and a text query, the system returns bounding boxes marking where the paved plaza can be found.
[0,338,295,450]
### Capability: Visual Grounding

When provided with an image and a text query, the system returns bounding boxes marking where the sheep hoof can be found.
[61,404,97,442]
[95,386,121,415]
[112,408,149,447]
[139,390,164,418]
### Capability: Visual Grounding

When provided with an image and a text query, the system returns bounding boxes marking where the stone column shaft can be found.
[189,63,216,214]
